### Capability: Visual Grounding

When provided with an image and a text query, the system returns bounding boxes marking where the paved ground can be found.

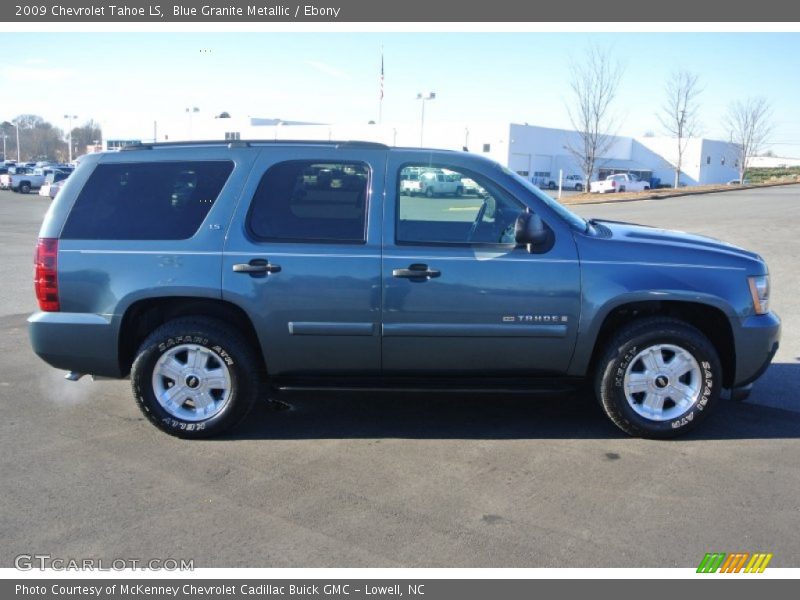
[0,187,798,569]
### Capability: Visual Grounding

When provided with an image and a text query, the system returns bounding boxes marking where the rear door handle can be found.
[392,263,441,280]
[233,260,281,274]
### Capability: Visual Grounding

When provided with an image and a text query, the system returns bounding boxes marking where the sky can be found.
[2,32,800,156]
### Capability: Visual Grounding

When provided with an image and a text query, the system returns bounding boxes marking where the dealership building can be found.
[109,115,743,186]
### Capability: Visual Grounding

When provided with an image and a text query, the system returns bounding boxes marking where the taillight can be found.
[34,237,59,311]
[611,180,617,188]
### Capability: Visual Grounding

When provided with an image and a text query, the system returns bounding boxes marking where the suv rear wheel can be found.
[131,317,262,438]
[595,317,721,438]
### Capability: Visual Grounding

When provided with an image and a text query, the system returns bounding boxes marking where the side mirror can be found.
[515,211,550,252]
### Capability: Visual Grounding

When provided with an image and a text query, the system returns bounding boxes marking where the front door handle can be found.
[233,259,281,274]
[392,263,441,280]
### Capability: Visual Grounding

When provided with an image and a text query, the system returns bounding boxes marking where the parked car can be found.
[460,177,487,197]
[29,141,780,439]
[6,166,60,194]
[0,166,34,190]
[727,178,751,185]
[562,174,585,191]
[590,173,651,194]
[531,174,557,190]
[38,170,71,199]
[402,169,464,197]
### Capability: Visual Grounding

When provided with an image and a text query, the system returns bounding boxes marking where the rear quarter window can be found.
[61,161,233,240]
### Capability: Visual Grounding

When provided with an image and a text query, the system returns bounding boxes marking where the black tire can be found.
[425,187,434,198]
[455,186,463,197]
[575,183,583,192]
[548,181,557,190]
[618,186,626,193]
[19,182,31,194]
[594,317,721,439]
[131,317,263,438]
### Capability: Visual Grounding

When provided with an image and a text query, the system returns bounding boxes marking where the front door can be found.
[382,155,581,376]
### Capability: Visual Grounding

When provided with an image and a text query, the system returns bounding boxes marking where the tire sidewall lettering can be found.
[614,346,638,388]
[158,335,209,353]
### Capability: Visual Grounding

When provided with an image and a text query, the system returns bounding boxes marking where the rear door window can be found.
[61,161,233,240]
[246,161,369,243]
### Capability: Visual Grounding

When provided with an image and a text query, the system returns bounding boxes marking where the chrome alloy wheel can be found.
[151,344,232,422]
[622,344,702,422]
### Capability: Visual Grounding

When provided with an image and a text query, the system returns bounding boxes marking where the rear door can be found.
[381,152,581,376]
[222,146,385,376]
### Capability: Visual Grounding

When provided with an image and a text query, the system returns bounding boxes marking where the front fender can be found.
[567,289,738,378]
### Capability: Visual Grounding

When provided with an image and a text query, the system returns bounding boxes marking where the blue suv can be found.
[29,141,780,438]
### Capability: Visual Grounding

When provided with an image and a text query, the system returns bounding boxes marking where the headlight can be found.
[748,275,770,315]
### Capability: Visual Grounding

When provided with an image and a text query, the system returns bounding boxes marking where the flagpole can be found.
[378,46,384,125]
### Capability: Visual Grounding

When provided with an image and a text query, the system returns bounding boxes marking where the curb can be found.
[561,180,800,206]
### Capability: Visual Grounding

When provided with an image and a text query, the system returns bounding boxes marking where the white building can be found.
[149,116,743,187]
[748,155,800,168]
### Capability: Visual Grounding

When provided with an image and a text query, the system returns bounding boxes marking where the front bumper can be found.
[28,312,122,378]
[733,311,781,387]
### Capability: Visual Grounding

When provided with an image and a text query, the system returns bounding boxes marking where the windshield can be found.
[502,167,588,231]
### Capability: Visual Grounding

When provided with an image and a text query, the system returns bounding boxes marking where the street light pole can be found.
[64,114,77,163]
[416,92,436,147]
[14,120,20,163]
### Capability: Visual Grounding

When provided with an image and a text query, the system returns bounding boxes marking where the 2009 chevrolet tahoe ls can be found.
[28,141,780,438]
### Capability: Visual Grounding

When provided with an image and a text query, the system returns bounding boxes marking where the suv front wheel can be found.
[131,317,262,438]
[595,317,721,438]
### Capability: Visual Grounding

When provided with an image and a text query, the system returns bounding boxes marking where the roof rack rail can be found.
[119,140,389,151]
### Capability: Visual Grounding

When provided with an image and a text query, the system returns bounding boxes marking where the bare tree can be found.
[565,46,623,190]
[69,119,103,156]
[658,70,702,188]
[6,114,66,161]
[0,121,15,161]
[725,97,773,184]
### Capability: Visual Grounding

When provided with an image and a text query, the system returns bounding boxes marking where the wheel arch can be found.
[581,299,737,388]
[118,297,264,377]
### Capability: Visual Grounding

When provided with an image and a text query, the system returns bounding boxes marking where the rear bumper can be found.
[733,312,781,387]
[28,312,122,378]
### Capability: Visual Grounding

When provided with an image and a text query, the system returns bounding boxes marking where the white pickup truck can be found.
[0,166,36,192]
[1,167,62,194]
[590,173,650,194]
[402,170,464,197]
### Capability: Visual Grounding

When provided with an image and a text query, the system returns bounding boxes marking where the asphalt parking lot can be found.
[1,186,798,568]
